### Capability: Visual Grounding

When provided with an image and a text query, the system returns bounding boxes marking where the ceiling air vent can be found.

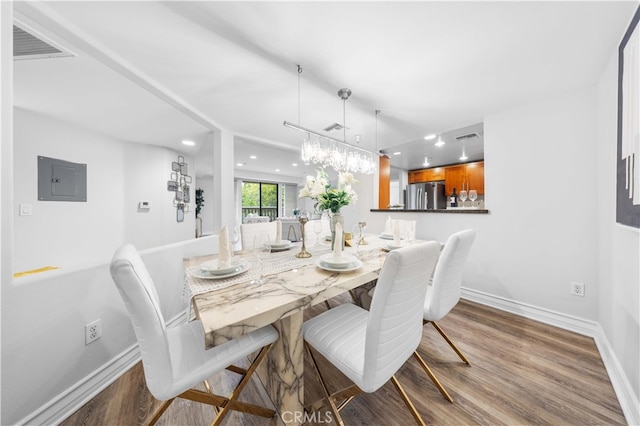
[13,24,75,60]
[455,132,480,141]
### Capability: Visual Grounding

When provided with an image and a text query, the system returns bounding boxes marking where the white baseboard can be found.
[18,345,141,426]
[462,287,639,426]
[20,311,189,426]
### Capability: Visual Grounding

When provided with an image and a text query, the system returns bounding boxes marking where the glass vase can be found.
[329,212,344,250]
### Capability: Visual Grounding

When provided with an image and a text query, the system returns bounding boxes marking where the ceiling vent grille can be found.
[13,24,75,60]
[455,132,480,141]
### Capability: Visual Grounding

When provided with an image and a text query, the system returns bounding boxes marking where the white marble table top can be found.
[185,236,426,349]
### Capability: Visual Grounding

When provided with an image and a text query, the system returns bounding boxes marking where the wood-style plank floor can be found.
[61,299,626,426]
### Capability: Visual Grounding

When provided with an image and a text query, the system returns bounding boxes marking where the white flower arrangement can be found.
[299,168,358,214]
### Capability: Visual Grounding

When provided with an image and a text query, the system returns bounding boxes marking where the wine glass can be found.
[468,190,478,208]
[351,224,362,257]
[458,190,468,208]
[251,233,271,284]
[313,220,323,246]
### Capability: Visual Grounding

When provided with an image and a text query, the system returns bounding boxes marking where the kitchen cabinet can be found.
[408,167,445,184]
[445,161,484,195]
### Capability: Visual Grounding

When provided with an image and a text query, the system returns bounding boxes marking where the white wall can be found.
[370,87,600,319]
[596,45,640,408]
[13,108,195,271]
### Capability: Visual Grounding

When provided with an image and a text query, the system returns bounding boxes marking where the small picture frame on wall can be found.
[616,5,640,228]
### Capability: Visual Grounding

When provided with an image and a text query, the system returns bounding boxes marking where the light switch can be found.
[19,204,32,216]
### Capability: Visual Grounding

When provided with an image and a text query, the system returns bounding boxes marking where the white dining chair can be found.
[414,228,476,403]
[109,244,279,425]
[240,221,278,251]
[303,241,441,425]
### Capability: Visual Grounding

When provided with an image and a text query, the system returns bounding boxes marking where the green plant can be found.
[195,188,205,217]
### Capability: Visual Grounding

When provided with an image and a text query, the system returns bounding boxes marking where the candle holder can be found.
[295,215,312,258]
[358,221,368,245]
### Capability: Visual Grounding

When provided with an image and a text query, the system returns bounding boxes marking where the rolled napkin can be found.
[275,219,282,244]
[384,216,392,234]
[333,222,343,260]
[393,221,401,245]
[218,225,231,269]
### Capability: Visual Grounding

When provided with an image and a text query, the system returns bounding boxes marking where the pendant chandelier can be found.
[283,66,376,175]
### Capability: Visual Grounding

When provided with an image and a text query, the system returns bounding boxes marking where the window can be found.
[241,181,278,220]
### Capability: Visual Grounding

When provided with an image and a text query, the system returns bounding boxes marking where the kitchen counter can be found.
[370,208,489,214]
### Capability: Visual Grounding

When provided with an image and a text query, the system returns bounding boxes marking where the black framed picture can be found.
[616,5,640,228]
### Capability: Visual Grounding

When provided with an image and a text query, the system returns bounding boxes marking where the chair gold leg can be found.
[304,384,361,413]
[431,321,471,365]
[203,380,220,415]
[305,342,344,426]
[390,375,426,426]
[212,343,275,426]
[147,398,175,426]
[413,351,453,403]
[325,300,332,310]
[225,364,248,374]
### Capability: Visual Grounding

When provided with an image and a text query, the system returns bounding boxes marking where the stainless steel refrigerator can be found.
[406,181,447,210]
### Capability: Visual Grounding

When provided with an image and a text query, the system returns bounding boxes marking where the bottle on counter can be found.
[450,188,458,207]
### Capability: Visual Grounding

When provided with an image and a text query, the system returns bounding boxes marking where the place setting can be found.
[270,220,294,251]
[315,222,362,272]
[188,225,250,280]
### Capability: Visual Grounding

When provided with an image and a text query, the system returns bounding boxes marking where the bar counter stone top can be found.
[371,208,489,214]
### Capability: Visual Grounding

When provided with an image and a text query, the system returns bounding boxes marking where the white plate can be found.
[269,241,294,252]
[315,258,362,272]
[190,262,249,280]
[324,235,332,241]
[380,234,394,240]
[200,258,246,275]
[386,244,403,250]
[269,240,291,249]
[319,253,358,268]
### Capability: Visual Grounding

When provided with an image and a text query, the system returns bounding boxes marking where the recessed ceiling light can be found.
[424,134,436,140]
[250,155,257,160]
[236,163,243,167]
[181,140,195,146]
[459,154,468,161]
[275,168,280,172]
[292,163,298,167]
[393,151,402,156]
[435,138,445,147]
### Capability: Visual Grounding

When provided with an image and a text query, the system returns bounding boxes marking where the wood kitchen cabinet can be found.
[408,167,445,183]
[409,161,484,195]
[445,161,484,195]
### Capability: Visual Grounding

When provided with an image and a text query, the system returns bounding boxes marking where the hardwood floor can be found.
[61,299,626,426]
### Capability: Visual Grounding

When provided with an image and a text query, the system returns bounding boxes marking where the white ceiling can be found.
[12,1,638,179]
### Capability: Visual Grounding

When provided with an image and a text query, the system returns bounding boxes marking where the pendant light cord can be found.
[343,97,347,143]
[297,65,302,126]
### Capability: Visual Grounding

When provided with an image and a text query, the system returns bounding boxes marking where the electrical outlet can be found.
[570,281,585,297]
[85,319,102,344]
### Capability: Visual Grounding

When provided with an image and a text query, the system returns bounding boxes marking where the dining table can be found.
[183,234,428,424]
